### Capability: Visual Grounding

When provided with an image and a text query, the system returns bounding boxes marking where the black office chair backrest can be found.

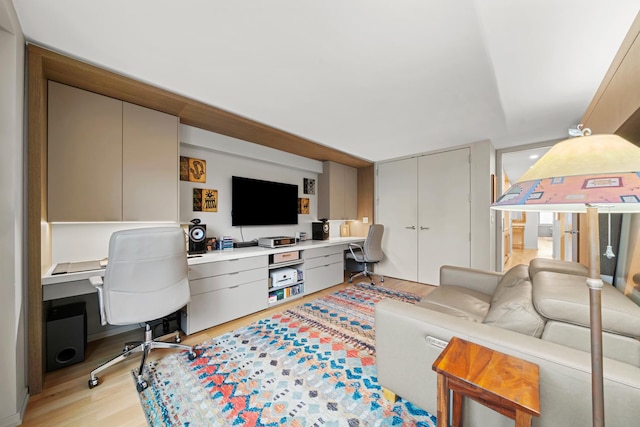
[364,224,384,262]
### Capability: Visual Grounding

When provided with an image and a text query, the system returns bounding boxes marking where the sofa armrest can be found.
[375,299,640,427]
[439,265,503,294]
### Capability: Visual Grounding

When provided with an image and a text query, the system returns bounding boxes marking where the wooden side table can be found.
[432,337,540,427]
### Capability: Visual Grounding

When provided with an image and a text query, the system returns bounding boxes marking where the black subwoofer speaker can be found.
[46,302,87,372]
[188,219,207,254]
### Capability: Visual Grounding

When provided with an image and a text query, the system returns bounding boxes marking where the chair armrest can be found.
[89,275,107,326]
[348,243,365,262]
[439,265,503,294]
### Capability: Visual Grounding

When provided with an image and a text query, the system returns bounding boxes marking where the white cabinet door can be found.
[318,161,358,220]
[122,102,178,221]
[417,148,470,284]
[376,157,418,282]
[48,81,123,221]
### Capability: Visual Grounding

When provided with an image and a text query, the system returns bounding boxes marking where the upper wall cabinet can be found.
[318,161,357,220]
[48,82,178,222]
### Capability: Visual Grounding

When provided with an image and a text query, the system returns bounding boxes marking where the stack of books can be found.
[221,236,233,251]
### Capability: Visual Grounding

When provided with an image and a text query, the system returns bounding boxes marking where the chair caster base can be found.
[136,379,149,393]
[88,377,99,389]
[188,349,198,361]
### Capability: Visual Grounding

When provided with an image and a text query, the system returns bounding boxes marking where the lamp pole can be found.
[586,205,604,427]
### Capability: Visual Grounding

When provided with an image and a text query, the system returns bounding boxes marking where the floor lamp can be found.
[492,132,640,427]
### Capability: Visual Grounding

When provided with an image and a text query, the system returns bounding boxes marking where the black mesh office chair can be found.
[347,224,385,284]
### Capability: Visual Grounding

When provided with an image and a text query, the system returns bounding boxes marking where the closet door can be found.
[417,148,471,284]
[376,157,418,282]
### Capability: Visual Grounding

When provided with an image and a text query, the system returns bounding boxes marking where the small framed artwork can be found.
[193,188,218,212]
[180,156,207,183]
[303,178,316,195]
[298,197,310,214]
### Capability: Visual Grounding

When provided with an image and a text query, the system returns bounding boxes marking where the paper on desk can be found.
[52,260,103,275]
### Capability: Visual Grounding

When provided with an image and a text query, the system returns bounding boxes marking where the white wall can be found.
[524,211,539,249]
[179,125,325,243]
[470,139,495,271]
[0,0,28,425]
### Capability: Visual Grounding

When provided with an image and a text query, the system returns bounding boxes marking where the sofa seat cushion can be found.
[483,264,546,337]
[529,258,588,278]
[416,285,491,322]
[533,271,640,338]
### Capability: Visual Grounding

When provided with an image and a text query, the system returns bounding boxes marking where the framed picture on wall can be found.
[180,156,207,183]
[303,178,316,195]
[298,197,310,214]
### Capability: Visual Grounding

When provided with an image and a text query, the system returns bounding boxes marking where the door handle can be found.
[405,226,416,230]
[420,226,430,230]
[564,230,579,235]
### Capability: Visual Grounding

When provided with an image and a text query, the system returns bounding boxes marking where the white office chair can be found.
[87,227,197,392]
[347,224,385,284]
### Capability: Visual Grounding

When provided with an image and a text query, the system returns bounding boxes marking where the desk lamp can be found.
[492,130,640,427]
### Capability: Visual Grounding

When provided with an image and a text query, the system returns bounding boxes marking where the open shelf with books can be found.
[268,250,304,306]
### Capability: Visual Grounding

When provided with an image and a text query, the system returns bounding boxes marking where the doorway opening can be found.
[496,142,580,271]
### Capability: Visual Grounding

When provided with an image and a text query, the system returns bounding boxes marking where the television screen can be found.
[232,176,299,226]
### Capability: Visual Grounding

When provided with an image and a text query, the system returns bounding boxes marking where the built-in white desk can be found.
[42,237,364,334]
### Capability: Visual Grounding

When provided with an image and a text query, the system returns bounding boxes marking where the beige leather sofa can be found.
[375,259,640,427]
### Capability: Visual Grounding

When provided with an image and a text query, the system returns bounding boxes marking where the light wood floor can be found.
[504,236,553,270]
[21,276,434,427]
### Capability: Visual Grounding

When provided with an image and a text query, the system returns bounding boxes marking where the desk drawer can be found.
[305,262,344,294]
[304,252,343,270]
[189,267,265,296]
[304,245,343,259]
[182,279,268,334]
[188,256,267,280]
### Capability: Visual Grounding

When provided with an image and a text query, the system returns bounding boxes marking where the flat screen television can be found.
[232,176,299,226]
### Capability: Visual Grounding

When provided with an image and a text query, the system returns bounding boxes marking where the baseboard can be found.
[0,387,28,427]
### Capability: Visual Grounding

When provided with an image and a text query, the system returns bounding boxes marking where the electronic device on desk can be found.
[188,219,207,254]
[234,240,259,248]
[258,236,297,248]
[312,219,330,240]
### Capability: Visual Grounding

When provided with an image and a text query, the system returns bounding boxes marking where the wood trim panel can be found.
[27,46,45,395]
[581,12,640,142]
[347,165,374,238]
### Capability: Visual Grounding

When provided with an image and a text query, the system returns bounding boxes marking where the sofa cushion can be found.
[482,264,546,337]
[533,271,640,338]
[529,258,588,278]
[416,285,491,322]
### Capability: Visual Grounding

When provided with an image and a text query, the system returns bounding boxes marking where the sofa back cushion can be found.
[529,258,588,278]
[533,271,640,338]
[483,264,546,337]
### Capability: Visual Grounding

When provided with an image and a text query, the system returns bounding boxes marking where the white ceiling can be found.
[12,0,640,163]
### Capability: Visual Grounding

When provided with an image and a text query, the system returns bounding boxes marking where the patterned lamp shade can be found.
[492,134,640,213]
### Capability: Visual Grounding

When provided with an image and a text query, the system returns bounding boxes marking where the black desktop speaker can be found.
[312,220,330,240]
[46,302,87,372]
[188,219,207,254]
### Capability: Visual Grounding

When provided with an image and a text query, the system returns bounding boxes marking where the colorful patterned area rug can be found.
[138,283,436,426]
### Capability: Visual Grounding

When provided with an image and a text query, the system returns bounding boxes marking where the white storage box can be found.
[272,250,300,264]
[270,267,297,288]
